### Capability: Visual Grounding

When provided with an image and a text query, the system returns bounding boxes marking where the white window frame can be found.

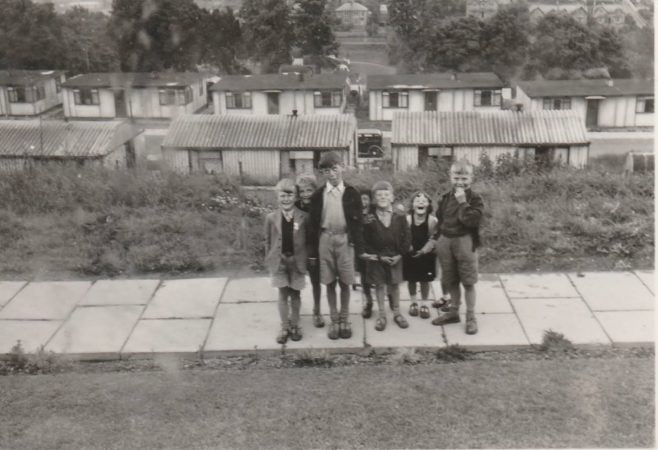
[636,96,654,113]
[542,97,572,110]
[474,89,502,107]
[73,88,100,105]
[382,90,408,108]
[226,91,252,109]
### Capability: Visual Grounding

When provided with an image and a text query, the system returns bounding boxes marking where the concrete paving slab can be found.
[47,306,143,357]
[634,270,654,294]
[512,297,610,345]
[595,311,654,346]
[286,314,365,350]
[500,273,579,298]
[142,278,226,319]
[0,320,61,354]
[205,303,282,352]
[221,277,277,303]
[0,281,27,308]
[443,313,529,350]
[569,272,654,311]
[365,314,445,349]
[443,313,529,351]
[80,279,160,306]
[0,281,91,320]
[477,278,513,313]
[122,319,211,355]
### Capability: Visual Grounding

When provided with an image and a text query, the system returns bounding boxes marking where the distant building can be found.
[193,0,244,10]
[210,73,350,116]
[466,0,512,19]
[0,70,66,117]
[0,120,143,171]
[528,4,589,25]
[515,78,654,129]
[32,0,112,14]
[61,72,212,120]
[335,1,369,27]
[391,110,590,170]
[368,72,505,121]
[592,3,627,27]
[161,114,357,181]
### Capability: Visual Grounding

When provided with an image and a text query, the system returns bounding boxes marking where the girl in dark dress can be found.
[360,181,411,331]
[403,191,438,319]
[357,189,376,319]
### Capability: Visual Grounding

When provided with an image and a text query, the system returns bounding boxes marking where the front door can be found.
[586,99,600,128]
[424,91,438,111]
[267,92,279,115]
[114,90,127,118]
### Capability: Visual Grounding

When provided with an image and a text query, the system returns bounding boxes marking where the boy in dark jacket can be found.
[307,151,364,340]
[432,159,484,335]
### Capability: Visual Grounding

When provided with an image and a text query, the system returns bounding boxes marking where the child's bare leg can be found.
[448,283,461,314]
[290,288,301,327]
[388,283,401,314]
[375,285,386,318]
[326,280,339,323]
[408,281,418,302]
[338,280,350,322]
[420,281,430,300]
[277,287,290,329]
[463,284,478,334]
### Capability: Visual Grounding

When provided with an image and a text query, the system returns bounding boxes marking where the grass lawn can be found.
[0,357,653,449]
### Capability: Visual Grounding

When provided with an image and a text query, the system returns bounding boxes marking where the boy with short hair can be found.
[307,151,363,340]
[360,181,411,331]
[265,178,309,344]
[432,159,484,335]
[295,173,324,328]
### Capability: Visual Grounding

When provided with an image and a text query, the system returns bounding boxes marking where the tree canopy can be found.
[292,0,338,57]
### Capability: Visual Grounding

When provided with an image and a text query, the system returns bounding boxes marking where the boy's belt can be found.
[321,228,347,235]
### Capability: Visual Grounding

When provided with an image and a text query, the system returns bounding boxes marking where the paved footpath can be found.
[0,271,654,360]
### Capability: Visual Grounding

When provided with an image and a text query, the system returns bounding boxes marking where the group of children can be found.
[265,151,484,344]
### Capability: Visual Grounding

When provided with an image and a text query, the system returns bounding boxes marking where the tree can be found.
[0,0,67,70]
[480,4,530,81]
[423,16,486,72]
[61,7,120,73]
[292,0,338,57]
[198,7,245,74]
[109,0,204,72]
[239,0,294,73]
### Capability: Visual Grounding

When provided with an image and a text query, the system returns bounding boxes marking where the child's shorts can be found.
[271,255,306,291]
[319,231,355,285]
[366,259,403,285]
[436,235,478,286]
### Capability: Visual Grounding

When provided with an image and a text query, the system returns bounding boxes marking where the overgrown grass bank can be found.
[0,159,653,279]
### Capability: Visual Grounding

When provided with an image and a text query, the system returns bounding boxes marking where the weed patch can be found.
[0,341,69,375]
[290,349,334,368]
[539,330,575,352]
[435,344,471,362]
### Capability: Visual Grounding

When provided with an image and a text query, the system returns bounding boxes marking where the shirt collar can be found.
[281,209,294,221]
[376,205,393,214]
[326,181,345,194]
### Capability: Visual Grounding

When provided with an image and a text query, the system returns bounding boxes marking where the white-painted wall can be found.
[0,76,63,116]
[213,89,345,116]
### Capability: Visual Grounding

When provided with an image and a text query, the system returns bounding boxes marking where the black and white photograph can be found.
[0,0,654,448]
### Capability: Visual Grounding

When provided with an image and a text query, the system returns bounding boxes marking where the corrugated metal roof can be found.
[518,78,654,97]
[163,114,357,149]
[62,72,207,89]
[392,110,589,146]
[0,120,139,158]
[210,73,349,91]
[367,72,504,90]
[0,70,64,86]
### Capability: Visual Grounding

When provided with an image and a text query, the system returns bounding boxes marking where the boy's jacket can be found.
[264,208,309,274]
[435,189,484,250]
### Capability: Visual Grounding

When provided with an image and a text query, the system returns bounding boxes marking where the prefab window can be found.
[73,88,100,105]
[8,86,43,103]
[226,92,252,109]
[55,78,62,93]
[159,89,176,105]
[382,91,408,108]
[543,97,571,110]
[178,87,193,105]
[474,89,502,107]
[314,90,342,107]
[636,96,654,113]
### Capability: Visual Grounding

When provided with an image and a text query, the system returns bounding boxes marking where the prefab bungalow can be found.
[391,110,590,170]
[515,79,654,129]
[0,120,143,170]
[335,1,369,28]
[0,70,66,117]
[61,72,211,120]
[211,73,350,116]
[368,72,505,121]
[161,114,357,184]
